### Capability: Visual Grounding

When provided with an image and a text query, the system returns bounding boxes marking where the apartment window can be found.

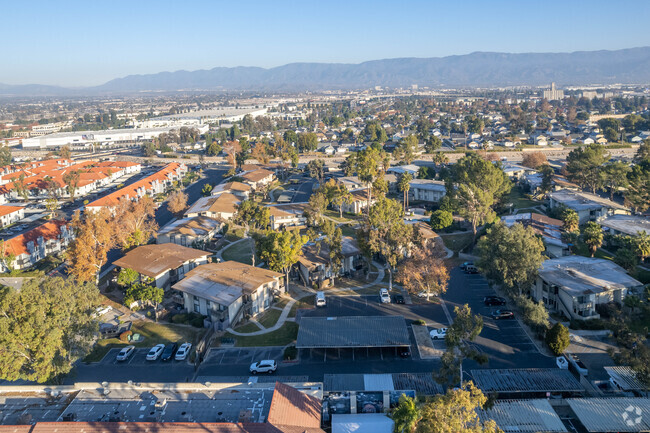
[206,300,212,312]
[193,298,200,313]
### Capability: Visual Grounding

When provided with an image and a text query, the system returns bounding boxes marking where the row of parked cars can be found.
[116,342,193,362]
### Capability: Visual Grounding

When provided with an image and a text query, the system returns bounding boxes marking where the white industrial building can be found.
[133,106,270,128]
[21,125,208,149]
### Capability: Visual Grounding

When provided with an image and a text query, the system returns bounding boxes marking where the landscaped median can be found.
[84,321,206,363]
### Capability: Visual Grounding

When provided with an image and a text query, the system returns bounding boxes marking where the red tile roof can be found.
[267,382,322,429]
[4,220,68,257]
[0,205,24,217]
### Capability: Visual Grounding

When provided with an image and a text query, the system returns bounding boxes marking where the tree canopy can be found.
[0,277,100,383]
[565,144,609,192]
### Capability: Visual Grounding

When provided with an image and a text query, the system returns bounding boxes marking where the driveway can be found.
[204,347,285,366]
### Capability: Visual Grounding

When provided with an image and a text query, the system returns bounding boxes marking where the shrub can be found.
[513,295,550,332]
[171,313,189,324]
[119,330,132,343]
[284,345,298,360]
[188,312,205,328]
[430,210,453,231]
[412,319,426,326]
[545,323,570,355]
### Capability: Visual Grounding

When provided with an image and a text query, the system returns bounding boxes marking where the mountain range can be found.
[2,47,650,96]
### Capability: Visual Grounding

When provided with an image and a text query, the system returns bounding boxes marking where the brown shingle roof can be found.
[113,244,209,278]
[267,382,322,429]
[242,169,274,183]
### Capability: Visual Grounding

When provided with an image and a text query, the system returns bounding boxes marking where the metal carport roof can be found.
[296,316,411,349]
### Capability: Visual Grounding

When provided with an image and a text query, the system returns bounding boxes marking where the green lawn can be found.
[84,321,205,363]
[505,188,540,210]
[222,240,256,265]
[223,322,299,347]
[233,321,262,333]
[340,224,357,237]
[440,232,474,253]
[258,308,282,328]
[288,295,315,318]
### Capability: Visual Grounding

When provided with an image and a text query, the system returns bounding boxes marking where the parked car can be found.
[116,345,135,362]
[491,309,515,320]
[175,342,192,361]
[430,328,448,340]
[250,360,277,374]
[160,343,178,361]
[556,355,569,369]
[483,296,506,306]
[379,288,391,304]
[460,261,474,271]
[393,294,405,304]
[146,344,165,361]
[316,291,326,307]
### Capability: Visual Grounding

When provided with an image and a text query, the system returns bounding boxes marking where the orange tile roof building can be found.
[85,163,185,212]
[1,220,74,271]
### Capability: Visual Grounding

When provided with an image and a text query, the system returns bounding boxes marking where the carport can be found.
[296,316,411,361]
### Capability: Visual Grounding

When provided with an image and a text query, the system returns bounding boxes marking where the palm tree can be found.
[391,395,420,433]
[398,173,413,212]
[634,231,650,263]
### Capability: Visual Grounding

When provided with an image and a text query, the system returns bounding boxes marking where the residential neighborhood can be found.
[1,3,650,430]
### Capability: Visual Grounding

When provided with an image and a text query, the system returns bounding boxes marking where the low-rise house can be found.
[295,236,364,286]
[267,203,309,230]
[0,205,24,227]
[599,214,650,238]
[241,168,275,190]
[502,213,569,258]
[156,216,222,247]
[211,181,252,199]
[172,261,284,330]
[532,256,643,320]
[502,163,532,180]
[387,164,420,177]
[409,179,446,203]
[549,189,629,224]
[337,189,376,214]
[113,243,210,290]
[184,193,240,220]
[2,220,74,271]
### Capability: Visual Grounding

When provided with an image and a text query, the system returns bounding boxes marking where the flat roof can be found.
[296,316,410,349]
[567,398,650,432]
[600,214,650,236]
[539,256,642,297]
[479,399,568,433]
[332,413,394,433]
[157,216,222,237]
[323,373,443,395]
[471,368,583,394]
[550,189,628,211]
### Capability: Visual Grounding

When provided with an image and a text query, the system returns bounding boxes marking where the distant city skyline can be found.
[4,0,650,87]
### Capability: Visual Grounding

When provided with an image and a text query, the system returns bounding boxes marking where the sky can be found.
[4,0,650,87]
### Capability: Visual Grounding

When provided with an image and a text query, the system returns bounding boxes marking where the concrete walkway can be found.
[226,261,386,337]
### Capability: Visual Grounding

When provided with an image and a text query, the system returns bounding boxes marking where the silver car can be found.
[116,345,135,362]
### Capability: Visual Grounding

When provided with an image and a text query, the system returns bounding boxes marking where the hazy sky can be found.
[4,0,650,87]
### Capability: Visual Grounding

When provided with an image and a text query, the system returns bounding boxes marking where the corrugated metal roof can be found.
[364,374,394,391]
[605,366,648,391]
[567,397,650,432]
[296,316,410,348]
[471,369,583,393]
[480,399,567,433]
[323,374,366,392]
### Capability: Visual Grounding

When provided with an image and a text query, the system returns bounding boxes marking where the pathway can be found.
[214,237,250,262]
[225,261,386,336]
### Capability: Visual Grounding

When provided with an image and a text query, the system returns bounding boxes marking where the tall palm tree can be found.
[398,173,413,212]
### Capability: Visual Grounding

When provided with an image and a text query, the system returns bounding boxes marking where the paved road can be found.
[292,179,316,203]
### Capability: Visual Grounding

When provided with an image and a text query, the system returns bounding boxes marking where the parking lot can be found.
[204,347,285,366]
[99,347,192,366]
[443,267,541,365]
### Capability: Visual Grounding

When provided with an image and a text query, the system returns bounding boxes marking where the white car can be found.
[116,345,135,362]
[380,289,391,304]
[430,328,448,340]
[93,305,111,318]
[175,342,192,361]
[146,344,165,361]
[250,360,277,374]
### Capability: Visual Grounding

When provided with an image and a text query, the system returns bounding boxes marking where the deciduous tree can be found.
[601,161,630,200]
[167,190,188,217]
[477,222,545,295]
[63,169,81,200]
[391,395,420,433]
[0,277,100,383]
[396,244,449,301]
[114,196,158,251]
[521,152,547,169]
[430,210,453,231]
[394,135,418,164]
[545,322,570,355]
[67,208,117,282]
[565,144,609,192]
[258,230,308,289]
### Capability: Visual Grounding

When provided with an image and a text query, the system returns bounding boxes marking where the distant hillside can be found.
[2,47,650,96]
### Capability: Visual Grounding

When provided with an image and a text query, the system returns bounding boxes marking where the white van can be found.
[316,291,326,307]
